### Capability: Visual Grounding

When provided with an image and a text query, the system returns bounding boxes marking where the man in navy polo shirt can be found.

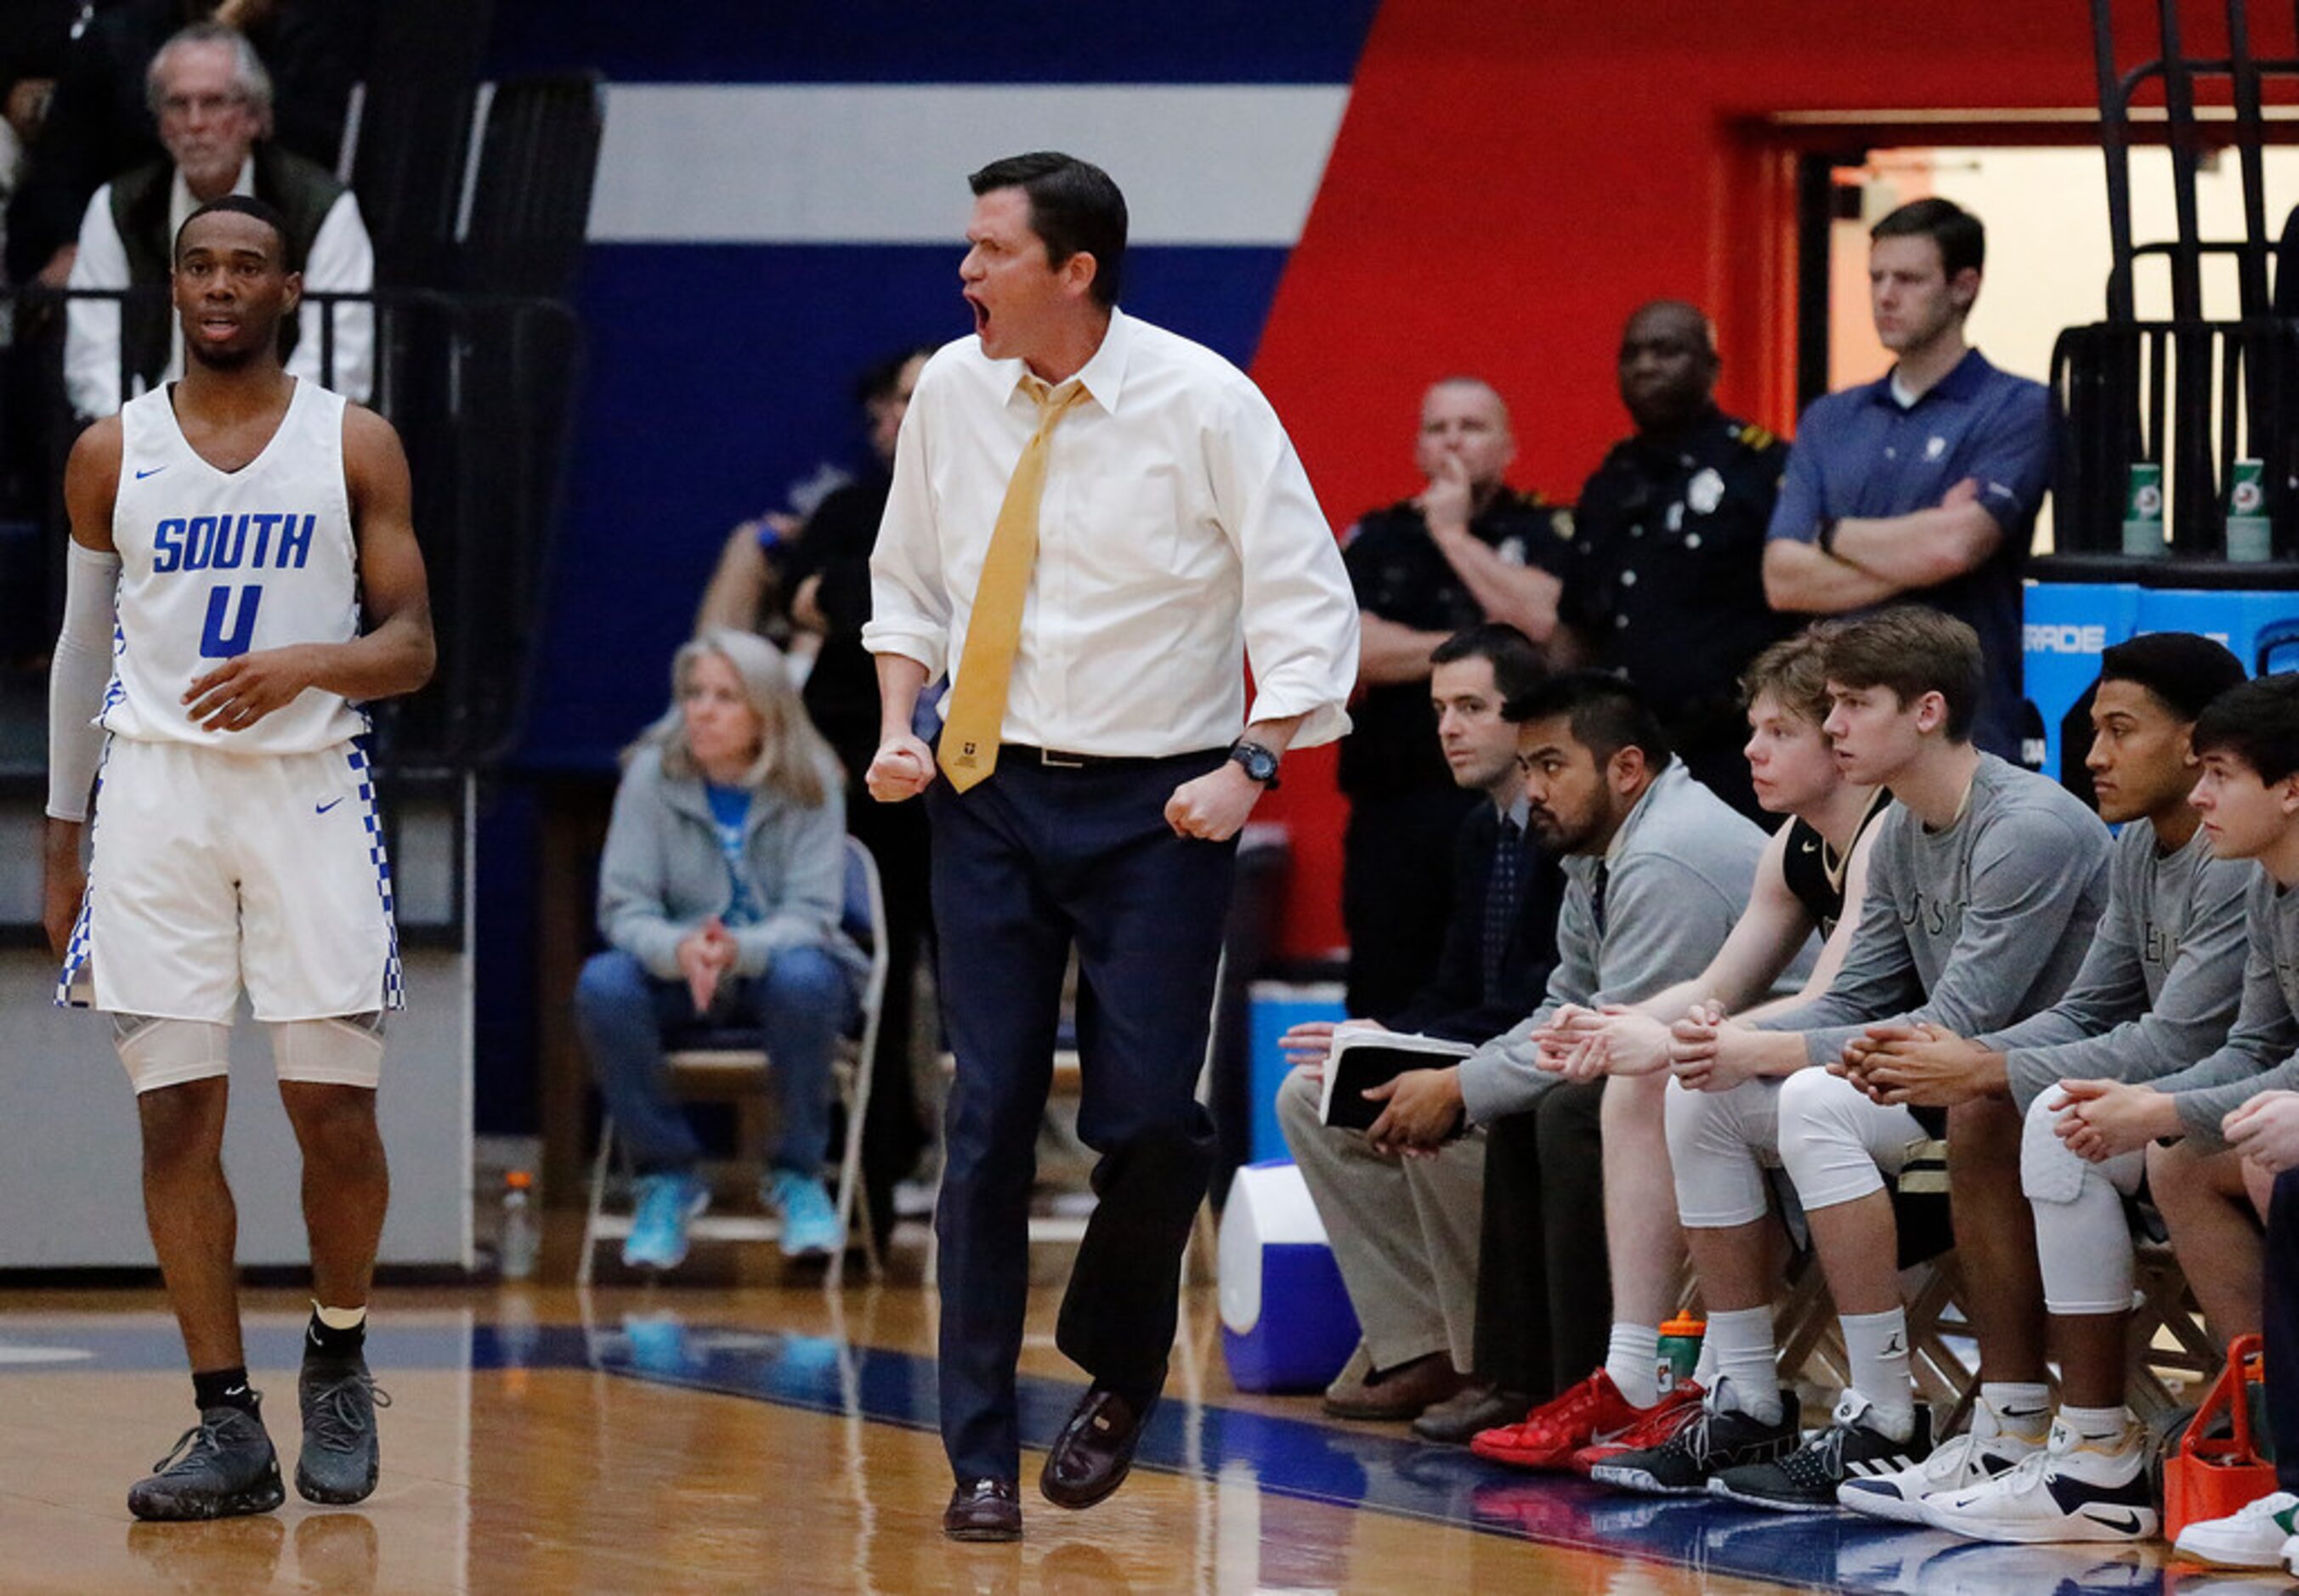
[1761,197,2053,762]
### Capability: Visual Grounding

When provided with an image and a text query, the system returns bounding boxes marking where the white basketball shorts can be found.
[58,737,404,1023]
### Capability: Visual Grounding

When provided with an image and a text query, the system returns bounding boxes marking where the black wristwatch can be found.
[1228,739,1282,789]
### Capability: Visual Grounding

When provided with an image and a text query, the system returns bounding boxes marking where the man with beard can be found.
[1343,670,1769,1452]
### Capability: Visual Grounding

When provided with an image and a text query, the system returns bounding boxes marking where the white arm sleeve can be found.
[48,540,122,821]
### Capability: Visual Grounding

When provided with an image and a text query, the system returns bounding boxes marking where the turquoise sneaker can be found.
[766,1170,841,1258]
[622,1171,707,1271]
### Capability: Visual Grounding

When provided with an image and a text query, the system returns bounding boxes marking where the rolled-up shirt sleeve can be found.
[1211,381,1356,748]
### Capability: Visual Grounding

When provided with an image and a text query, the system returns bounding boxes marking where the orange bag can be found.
[2165,1333,2279,1542]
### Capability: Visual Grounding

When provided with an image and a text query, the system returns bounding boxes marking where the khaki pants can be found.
[1276,1065,1485,1372]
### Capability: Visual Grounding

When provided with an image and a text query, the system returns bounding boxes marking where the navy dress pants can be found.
[926,748,1235,1486]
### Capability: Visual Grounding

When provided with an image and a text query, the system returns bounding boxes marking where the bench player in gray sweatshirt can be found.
[1662,608,2110,1513]
[1843,633,2249,1543]
[2165,674,2299,1571]
[1356,670,1775,1465]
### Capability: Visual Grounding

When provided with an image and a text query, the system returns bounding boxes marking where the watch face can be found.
[1234,744,1277,781]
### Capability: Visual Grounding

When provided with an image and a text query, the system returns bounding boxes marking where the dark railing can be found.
[2048,316,2299,563]
[0,284,581,780]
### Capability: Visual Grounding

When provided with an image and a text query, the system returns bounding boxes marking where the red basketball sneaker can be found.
[1571,1379,1706,1475]
[1470,1370,1702,1472]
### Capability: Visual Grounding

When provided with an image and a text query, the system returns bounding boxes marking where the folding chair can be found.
[580,836,891,1288]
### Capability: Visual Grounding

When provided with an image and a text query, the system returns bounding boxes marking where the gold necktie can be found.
[937,376,1089,790]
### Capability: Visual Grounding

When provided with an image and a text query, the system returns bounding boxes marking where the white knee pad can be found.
[1775,1067,1921,1213]
[1666,1077,1778,1229]
[114,1015,233,1095]
[269,1013,386,1089]
[2022,1091,2141,1316]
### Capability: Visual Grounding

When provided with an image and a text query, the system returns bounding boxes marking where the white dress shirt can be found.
[65,159,375,418]
[864,309,1357,758]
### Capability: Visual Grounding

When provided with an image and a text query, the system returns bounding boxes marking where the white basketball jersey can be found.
[102,379,367,752]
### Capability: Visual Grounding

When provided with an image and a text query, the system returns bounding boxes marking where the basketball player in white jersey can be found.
[41,195,433,1522]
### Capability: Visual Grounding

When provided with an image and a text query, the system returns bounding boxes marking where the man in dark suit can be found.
[1277,623,1564,1437]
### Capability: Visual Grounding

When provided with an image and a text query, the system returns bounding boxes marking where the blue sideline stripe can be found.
[485,3,1381,88]
[589,85,1352,246]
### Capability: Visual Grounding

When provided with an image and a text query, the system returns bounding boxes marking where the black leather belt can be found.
[1004,743,1133,770]
[1001,743,1220,770]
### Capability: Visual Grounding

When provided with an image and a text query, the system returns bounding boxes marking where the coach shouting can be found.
[864,150,1357,1542]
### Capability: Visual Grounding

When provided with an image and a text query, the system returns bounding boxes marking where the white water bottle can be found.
[500,1169,540,1282]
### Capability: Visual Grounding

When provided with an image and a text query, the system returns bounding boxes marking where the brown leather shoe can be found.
[1410,1382,1531,1445]
[1322,1340,1378,1409]
[1039,1387,1150,1509]
[1320,1351,1471,1421]
[943,1477,1022,1541]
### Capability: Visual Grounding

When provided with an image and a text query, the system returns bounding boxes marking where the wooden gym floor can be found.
[0,1253,2216,1594]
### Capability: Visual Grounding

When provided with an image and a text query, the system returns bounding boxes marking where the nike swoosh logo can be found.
[134,466,167,479]
[2086,1508,2144,1534]
[1798,840,1821,853]
[1588,1422,1636,1446]
[316,798,344,814]
[224,1385,247,1397]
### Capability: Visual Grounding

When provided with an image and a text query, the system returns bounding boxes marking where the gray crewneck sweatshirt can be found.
[1981,821,2251,1112]
[2137,868,2299,1146]
[1458,761,1792,1124]
[1753,753,2111,1061]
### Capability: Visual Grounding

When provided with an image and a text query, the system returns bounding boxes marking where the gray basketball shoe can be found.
[296,1358,392,1504]
[128,1403,286,1520]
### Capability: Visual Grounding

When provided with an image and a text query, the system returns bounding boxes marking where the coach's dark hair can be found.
[969,150,1127,308]
[175,193,292,268]
[2193,674,2299,784]
[1430,623,1545,705]
[1503,668,1673,773]
[2098,631,2247,723]
[1821,607,1985,742]
[1871,196,1985,280]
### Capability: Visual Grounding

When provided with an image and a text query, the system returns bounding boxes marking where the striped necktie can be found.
[937,376,1090,791]
[1483,816,1522,997]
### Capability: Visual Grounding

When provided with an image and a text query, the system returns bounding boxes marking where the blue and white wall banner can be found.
[587,85,1350,248]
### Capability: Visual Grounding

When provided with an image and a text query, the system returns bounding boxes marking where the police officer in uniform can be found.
[1342,376,1571,1018]
[1560,302,1789,820]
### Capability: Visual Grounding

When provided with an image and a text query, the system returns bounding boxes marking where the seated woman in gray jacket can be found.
[577,629,865,1268]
